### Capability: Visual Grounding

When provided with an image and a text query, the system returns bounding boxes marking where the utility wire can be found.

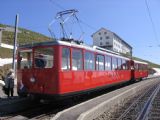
[49,0,96,32]
[49,0,65,10]
[145,0,159,46]
[78,19,97,31]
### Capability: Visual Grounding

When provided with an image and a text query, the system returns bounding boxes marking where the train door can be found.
[130,60,135,80]
[17,49,33,95]
[32,46,57,94]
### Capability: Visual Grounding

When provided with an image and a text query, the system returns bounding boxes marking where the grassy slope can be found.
[0,24,51,45]
[132,56,160,68]
[0,23,52,58]
[0,48,12,58]
[0,23,52,79]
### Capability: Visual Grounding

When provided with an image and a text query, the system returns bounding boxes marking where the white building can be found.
[91,28,132,55]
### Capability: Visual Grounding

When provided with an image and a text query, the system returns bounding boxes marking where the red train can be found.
[17,39,148,99]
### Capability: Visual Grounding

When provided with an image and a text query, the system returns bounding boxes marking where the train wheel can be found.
[18,91,27,97]
[28,94,40,101]
[130,78,135,83]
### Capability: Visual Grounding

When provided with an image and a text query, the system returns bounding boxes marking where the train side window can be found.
[126,60,129,70]
[138,64,140,70]
[96,55,105,71]
[122,59,126,70]
[118,58,122,70]
[72,49,83,70]
[62,48,70,70]
[34,47,54,68]
[144,65,147,70]
[84,51,95,70]
[140,64,142,70]
[134,63,138,70]
[112,57,117,70]
[105,56,111,70]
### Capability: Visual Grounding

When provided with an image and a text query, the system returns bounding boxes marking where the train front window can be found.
[18,50,32,69]
[34,47,54,68]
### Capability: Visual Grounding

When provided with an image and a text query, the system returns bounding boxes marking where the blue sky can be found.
[0,0,160,64]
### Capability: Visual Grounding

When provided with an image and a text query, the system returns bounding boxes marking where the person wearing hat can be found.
[4,69,15,98]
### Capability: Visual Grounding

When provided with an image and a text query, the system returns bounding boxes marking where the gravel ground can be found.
[94,78,160,120]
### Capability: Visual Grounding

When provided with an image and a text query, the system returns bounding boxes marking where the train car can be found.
[131,60,148,81]
[17,39,145,99]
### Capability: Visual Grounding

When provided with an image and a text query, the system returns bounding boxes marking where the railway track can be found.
[1,77,159,120]
[0,99,72,120]
[0,80,132,119]
[95,77,160,120]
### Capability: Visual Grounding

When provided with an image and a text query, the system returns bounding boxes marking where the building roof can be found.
[91,27,132,49]
[91,27,112,37]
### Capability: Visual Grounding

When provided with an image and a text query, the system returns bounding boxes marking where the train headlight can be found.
[30,77,35,83]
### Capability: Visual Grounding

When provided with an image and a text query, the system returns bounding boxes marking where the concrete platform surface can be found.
[52,77,160,120]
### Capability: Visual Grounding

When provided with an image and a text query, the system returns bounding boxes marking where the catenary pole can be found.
[12,14,19,75]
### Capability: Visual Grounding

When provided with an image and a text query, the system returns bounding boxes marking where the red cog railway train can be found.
[17,39,148,99]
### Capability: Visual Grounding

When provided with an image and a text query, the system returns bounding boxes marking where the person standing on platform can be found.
[5,69,14,98]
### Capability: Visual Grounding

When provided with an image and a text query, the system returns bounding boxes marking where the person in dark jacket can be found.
[5,69,14,98]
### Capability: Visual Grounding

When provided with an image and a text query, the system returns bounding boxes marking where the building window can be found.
[106,42,109,45]
[104,32,107,34]
[96,55,105,71]
[100,37,102,40]
[106,36,109,39]
[72,49,83,70]
[98,32,101,35]
[84,51,95,70]
[113,48,117,52]
[100,42,102,45]
[62,48,70,70]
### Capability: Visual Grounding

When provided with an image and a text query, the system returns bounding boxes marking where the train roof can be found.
[18,39,130,60]
[133,60,148,65]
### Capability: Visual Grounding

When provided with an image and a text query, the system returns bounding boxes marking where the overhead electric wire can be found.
[145,0,159,46]
[78,19,97,31]
[49,0,96,32]
[49,0,65,10]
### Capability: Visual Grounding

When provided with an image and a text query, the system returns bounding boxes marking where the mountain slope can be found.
[0,23,52,58]
[0,23,52,78]
[0,24,51,45]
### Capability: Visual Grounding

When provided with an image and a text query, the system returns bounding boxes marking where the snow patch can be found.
[0,43,14,49]
[0,58,14,66]
[152,68,160,76]
[0,80,5,86]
